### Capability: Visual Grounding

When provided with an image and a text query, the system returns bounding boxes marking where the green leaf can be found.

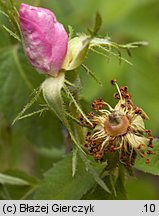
[63,85,93,127]
[79,152,110,193]
[0,9,9,19]
[126,177,158,200]
[92,12,102,35]
[82,166,127,200]
[117,0,159,53]
[3,169,39,185]
[0,46,63,149]
[114,165,127,199]
[68,25,74,40]
[0,26,11,49]
[0,173,30,186]
[2,25,20,41]
[12,88,41,125]
[0,185,11,199]
[90,45,133,66]
[14,107,48,122]
[0,0,20,37]
[0,169,39,199]
[134,141,159,176]
[82,64,102,86]
[81,177,110,200]
[17,111,64,148]
[37,147,64,160]
[34,155,99,200]
[0,47,40,121]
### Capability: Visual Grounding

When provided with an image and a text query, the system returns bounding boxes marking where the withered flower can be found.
[82,80,154,167]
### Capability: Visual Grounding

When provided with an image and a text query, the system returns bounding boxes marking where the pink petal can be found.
[19,3,68,76]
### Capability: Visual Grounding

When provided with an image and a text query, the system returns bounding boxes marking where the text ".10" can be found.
[144,204,155,213]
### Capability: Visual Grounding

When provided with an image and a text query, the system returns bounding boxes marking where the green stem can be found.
[115,163,127,199]
[118,163,126,184]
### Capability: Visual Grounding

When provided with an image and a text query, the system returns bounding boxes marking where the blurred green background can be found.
[0,0,159,199]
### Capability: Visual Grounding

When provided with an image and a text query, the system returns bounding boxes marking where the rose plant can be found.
[0,1,158,200]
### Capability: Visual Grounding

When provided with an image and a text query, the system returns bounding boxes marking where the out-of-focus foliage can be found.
[135,141,159,176]
[0,0,159,199]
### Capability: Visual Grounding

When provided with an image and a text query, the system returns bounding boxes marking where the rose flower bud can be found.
[19,3,68,77]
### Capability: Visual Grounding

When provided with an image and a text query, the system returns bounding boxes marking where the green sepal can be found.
[41,72,66,123]
[2,25,21,41]
[79,152,111,194]
[62,35,91,71]
[89,12,102,36]
[41,72,85,155]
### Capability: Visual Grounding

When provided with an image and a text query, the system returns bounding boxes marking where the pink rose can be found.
[19,3,68,76]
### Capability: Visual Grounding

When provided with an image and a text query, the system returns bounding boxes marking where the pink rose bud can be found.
[19,3,68,76]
